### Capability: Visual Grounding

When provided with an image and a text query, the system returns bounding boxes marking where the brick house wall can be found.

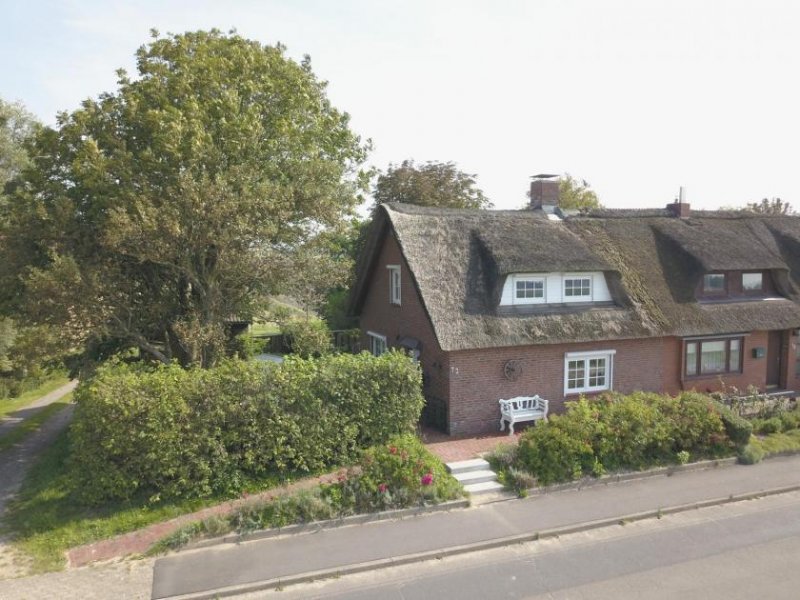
[358,229,451,427]
[447,337,672,435]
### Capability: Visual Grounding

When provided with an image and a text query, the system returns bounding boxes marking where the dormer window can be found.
[387,265,401,305]
[513,275,545,305]
[563,276,592,299]
[703,273,726,293]
[742,272,763,292]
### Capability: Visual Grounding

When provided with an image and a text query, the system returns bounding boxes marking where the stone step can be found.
[463,480,506,495]
[452,469,497,486]
[446,458,491,475]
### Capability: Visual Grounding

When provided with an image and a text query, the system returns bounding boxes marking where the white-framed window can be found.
[513,275,546,305]
[563,276,592,300]
[387,265,401,305]
[368,331,387,356]
[564,350,615,394]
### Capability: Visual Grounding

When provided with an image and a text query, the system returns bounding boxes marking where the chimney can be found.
[530,174,560,212]
[666,186,690,218]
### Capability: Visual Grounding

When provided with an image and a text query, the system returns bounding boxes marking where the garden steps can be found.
[446,458,505,496]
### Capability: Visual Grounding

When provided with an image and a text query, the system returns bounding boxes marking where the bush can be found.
[281,319,332,358]
[70,351,424,504]
[515,392,733,486]
[753,416,783,435]
[711,400,752,449]
[738,443,765,465]
[779,408,800,432]
[332,434,462,512]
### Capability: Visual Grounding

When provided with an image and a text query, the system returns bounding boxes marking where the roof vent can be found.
[530,174,560,213]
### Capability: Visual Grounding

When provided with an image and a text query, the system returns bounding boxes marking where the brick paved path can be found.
[420,426,520,462]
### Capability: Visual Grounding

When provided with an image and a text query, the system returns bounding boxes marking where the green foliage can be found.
[154,435,462,552]
[0,97,38,192]
[744,197,793,215]
[0,30,369,368]
[676,450,690,465]
[515,392,732,485]
[69,351,424,504]
[373,160,492,209]
[711,400,753,448]
[280,319,332,358]
[738,443,765,465]
[557,173,602,211]
[342,434,462,511]
[779,408,800,432]
[752,416,783,435]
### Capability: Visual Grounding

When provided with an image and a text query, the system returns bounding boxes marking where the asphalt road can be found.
[250,490,800,600]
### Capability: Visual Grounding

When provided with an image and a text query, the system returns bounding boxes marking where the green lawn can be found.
[0,397,72,453]
[750,429,800,456]
[248,321,281,336]
[0,430,294,573]
[0,375,71,420]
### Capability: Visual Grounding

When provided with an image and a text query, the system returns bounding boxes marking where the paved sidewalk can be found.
[0,380,77,438]
[152,454,800,599]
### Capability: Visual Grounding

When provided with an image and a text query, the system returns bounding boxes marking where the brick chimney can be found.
[666,186,690,218]
[530,174,560,211]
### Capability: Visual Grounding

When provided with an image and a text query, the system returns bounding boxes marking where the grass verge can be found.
[0,429,291,574]
[0,397,72,453]
[743,429,800,462]
[0,375,71,420]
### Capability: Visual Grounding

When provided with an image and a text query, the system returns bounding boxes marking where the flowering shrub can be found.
[325,434,462,512]
[516,391,734,485]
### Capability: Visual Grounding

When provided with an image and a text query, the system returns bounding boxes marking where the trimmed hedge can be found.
[516,392,734,485]
[711,400,753,448]
[69,351,424,504]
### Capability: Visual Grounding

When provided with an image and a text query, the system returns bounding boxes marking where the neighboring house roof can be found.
[350,203,800,352]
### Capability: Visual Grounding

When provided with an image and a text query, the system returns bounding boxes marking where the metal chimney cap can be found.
[530,173,559,179]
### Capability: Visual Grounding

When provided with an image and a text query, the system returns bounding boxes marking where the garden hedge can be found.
[69,351,424,504]
[516,391,735,485]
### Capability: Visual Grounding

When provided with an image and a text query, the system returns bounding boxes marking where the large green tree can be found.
[0,30,370,368]
[373,160,492,209]
[0,98,38,192]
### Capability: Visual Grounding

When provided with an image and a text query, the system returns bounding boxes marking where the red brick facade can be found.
[359,228,800,435]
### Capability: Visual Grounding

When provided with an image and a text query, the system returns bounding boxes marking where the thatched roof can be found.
[350,203,800,351]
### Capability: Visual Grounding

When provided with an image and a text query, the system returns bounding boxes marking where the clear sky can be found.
[2,0,798,211]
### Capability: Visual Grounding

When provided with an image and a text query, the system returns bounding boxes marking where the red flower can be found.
[389,446,398,455]
[420,472,434,486]
[378,483,388,493]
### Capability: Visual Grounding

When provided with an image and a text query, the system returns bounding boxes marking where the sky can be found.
[2,0,799,211]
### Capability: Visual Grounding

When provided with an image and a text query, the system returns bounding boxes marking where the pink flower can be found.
[420,472,434,486]
[378,483,388,493]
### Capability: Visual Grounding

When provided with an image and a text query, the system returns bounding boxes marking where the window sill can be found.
[683,372,742,381]
[565,388,610,397]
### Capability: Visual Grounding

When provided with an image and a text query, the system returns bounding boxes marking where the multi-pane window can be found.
[703,273,726,293]
[564,277,592,299]
[513,277,545,304]
[387,265,401,305]
[368,332,387,357]
[742,272,763,291]
[684,338,743,377]
[564,351,614,394]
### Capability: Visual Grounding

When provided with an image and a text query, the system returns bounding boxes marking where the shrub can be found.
[779,408,800,432]
[333,434,462,512]
[281,319,332,358]
[676,450,690,465]
[738,443,765,465]
[753,417,782,435]
[711,400,752,449]
[515,392,733,486]
[70,351,424,504]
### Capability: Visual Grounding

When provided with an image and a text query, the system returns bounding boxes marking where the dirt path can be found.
[0,403,75,579]
[0,380,77,439]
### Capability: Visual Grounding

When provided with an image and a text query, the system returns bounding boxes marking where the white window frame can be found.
[512,275,546,305]
[387,265,401,305]
[563,350,616,395]
[367,331,387,357]
[563,275,593,301]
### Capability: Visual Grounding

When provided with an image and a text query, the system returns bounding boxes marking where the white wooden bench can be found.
[498,395,549,435]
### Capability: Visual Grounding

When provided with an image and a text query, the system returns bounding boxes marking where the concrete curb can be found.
[182,499,471,552]
[156,483,800,600]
